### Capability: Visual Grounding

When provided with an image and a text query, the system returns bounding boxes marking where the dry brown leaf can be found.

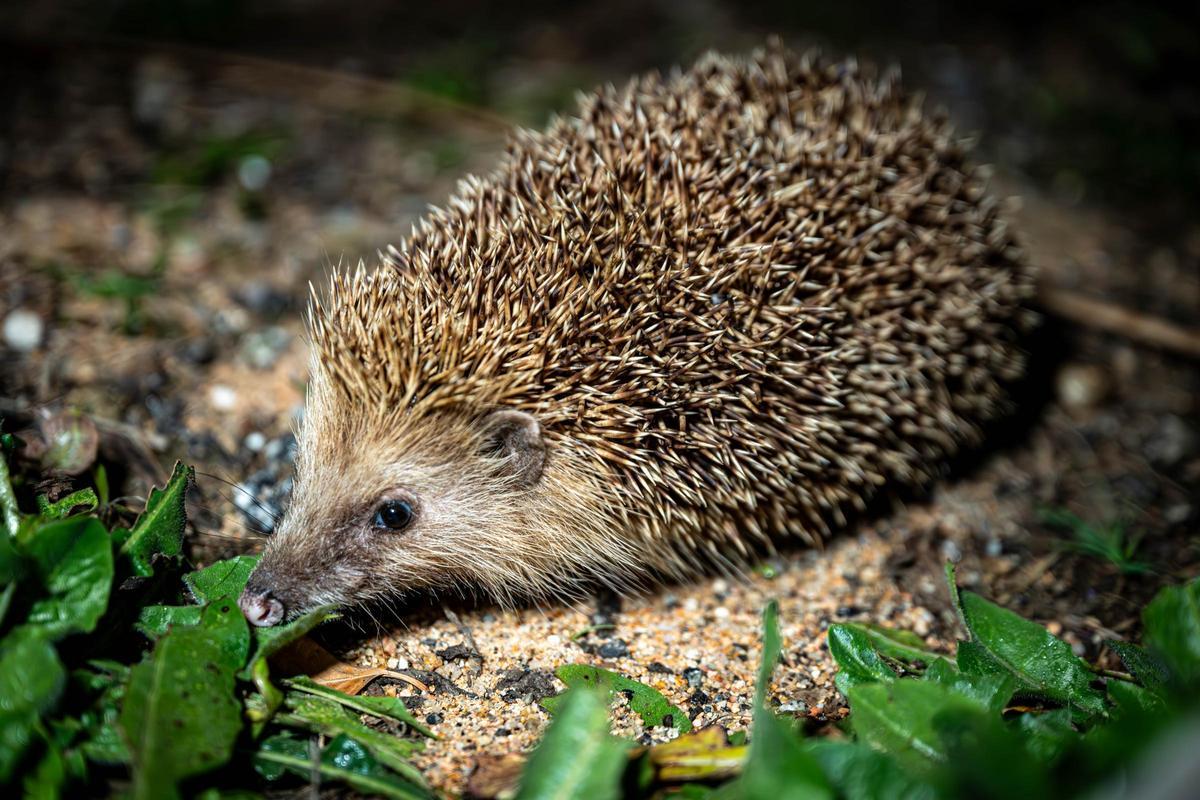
[269,636,429,694]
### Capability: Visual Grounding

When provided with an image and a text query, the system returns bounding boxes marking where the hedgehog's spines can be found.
[305,44,1033,591]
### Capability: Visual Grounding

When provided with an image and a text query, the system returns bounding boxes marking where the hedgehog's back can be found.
[329,45,1032,563]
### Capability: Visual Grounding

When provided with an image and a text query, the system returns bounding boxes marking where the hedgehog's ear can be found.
[479,410,546,487]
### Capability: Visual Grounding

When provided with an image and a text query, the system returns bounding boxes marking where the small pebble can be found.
[3,309,43,352]
[238,154,272,191]
[713,606,730,620]
[682,667,704,688]
[244,431,267,452]
[210,385,238,411]
[1056,363,1108,410]
[597,639,629,659]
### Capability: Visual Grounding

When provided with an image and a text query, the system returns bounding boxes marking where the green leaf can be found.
[36,488,99,519]
[75,663,131,765]
[1106,640,1170,697]
[1106,679,1165,716]
[516,689,631,800]
[542,664,691,732]
[285,676,435,738]
[847,679,983,774]
[22,737,67,800]
[280,693,427,786]
[118,462,193,577]
[119,599,248,800]
[0,630,66,782]
[1141,577,1200,690]
[137,556,261,639]
[241,603,337,680]
[856,623,946,668]
[756,600,782,707]
[254,732,429,799]
[806,739,936,800]
[135,604,205,639]
[646,728,747,783]
[21,517,113,640]
[956,591,1107,719]
[738,602,833,800]
[185,555,259,603]
[924,658,1015,714]
[1011,708,1075,764]
[930,705,1053,799]
[828,624,897,694]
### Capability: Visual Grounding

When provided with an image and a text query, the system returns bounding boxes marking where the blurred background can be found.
[0,1,1197,569]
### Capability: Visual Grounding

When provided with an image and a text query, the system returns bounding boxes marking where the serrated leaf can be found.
[118,462,192,577]
[254,732,429,799]
[956,591,1107,719]
[36,487,98,519]
[21,517,113,640]
[185,555,259,603]
[542,664,691,732]
[1141,577,1200,690]
[516,688,631,800]
[828,624,897,695]
[120,599,248,799]
[0,629,66,782]
[1106,640,1170,698]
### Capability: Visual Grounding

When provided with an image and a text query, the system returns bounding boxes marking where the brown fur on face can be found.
[242,369,635,622]
[239,43,1034,625]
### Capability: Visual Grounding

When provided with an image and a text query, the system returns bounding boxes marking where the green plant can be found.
[520,566,1200,799]
[1040,507,1153,574]
[0,457,431,798]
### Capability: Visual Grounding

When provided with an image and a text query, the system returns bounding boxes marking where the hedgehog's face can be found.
[238,409,547,627]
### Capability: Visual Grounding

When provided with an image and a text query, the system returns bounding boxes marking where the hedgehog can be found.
[238,44,1034,627]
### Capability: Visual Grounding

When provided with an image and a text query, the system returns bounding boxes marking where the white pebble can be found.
[393,657,409,670]
[4,309,43,352]
[714,606,730,620]
[244,431,266,452]
[386,658,399,669]
[546,634,561,646]
[210,384,238,411]
[238,154,272,191]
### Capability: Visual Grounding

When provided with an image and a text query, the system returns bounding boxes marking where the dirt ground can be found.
[2,5,1198,796]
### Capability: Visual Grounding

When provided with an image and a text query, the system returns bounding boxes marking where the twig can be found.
[1038,285,1200,359]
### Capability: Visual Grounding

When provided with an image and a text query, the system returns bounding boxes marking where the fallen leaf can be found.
[271,637,428,694]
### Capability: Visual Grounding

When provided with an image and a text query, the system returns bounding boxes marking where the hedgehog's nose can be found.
[239,586,285,627]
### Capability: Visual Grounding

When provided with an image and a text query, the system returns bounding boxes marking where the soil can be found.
[2,4,1198,796]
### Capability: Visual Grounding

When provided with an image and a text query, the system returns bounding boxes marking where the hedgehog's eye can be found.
[373,500,414,531]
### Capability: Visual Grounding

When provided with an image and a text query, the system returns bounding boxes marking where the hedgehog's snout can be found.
[239,581,285,627]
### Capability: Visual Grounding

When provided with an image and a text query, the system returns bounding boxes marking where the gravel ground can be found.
[2,23,1198,797]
